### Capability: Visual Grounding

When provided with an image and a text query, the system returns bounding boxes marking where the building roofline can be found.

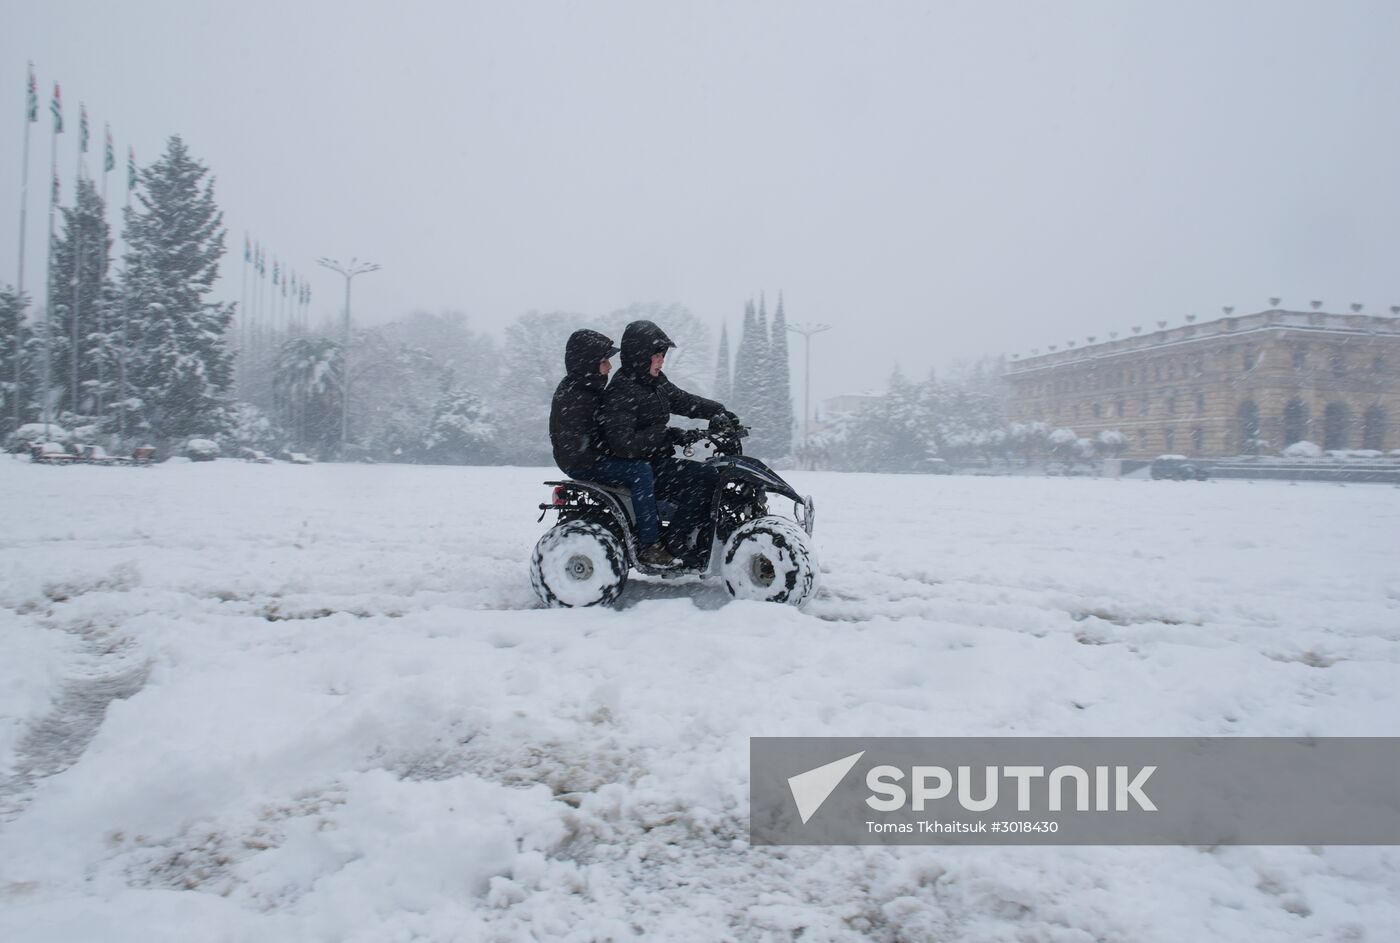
[1004,309,1400,375]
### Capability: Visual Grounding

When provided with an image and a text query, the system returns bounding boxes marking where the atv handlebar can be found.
[679,418,750,457]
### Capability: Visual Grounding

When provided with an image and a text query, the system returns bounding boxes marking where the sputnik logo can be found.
[787,751,864,824]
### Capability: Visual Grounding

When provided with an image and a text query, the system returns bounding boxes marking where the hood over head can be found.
[619,320,676,375]
[564,329,620,377]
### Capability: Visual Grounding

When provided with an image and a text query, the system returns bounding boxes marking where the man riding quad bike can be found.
[531,321,817,608]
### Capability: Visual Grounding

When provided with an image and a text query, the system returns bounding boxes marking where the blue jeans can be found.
[650,457,719,553]
[567,456,719,551]
[567,456,661,546]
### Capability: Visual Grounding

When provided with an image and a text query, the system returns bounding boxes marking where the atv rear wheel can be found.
[531,520,629,608]
[721,516,817,607]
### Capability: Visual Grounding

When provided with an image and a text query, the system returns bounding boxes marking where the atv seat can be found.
[554,479,678,526]
[584,482,633,499]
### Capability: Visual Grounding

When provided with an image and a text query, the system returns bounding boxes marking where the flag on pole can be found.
[79,103,89,152]
[26,63,38,122]
[244,235,252,263]
[104,124,114,172]
[51,171,59,204]
[50,83,62,133]
[127,146,137,191]
[272,258,279,285]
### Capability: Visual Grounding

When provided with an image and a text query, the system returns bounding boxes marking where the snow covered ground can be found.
[1,456,1398,942]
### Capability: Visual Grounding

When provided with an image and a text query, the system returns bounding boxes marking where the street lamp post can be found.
[316,256,380,457]
[785,322,831,463]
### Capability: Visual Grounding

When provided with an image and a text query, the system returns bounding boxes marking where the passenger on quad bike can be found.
[599,320,735,566]
[549,328,681,569]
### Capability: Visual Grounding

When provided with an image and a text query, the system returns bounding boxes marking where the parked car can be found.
[1150,455,1210,481]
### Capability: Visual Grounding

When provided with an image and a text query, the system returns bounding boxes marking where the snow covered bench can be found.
[79,444,121,465]
[30,442,77,465]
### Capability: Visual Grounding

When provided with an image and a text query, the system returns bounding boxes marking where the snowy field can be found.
[1,456,1398,942]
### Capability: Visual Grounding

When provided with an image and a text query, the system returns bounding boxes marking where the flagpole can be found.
[41,82,61,438]
[118,146,133,443]
[69,102,87,416]
[239,234,248,395]
[95,122,111,425]
[13,62,37,434]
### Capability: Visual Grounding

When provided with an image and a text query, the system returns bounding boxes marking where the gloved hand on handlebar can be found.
[667,426,706,447]
[710,409,741,430]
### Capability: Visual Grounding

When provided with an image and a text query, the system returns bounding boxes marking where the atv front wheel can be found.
[721,516,817,607]
[530,520,629,608]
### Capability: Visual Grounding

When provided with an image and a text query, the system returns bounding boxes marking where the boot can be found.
[638,542,682,568]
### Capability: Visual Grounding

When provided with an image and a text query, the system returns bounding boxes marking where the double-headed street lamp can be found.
[316,256,380,457]
[785,321,831,457]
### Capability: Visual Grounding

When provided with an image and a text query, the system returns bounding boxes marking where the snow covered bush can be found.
[184,438,220,462]
[1282,440,1323,459]
[421,388,498,465]
[6,422,68,453]
[1095,429,1127,459]
[1048,427,1080,462]
[222,402,284,455]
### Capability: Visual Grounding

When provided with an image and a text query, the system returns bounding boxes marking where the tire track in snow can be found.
[0,617,150,825]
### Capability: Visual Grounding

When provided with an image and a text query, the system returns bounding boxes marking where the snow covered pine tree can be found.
[119,136,234,448]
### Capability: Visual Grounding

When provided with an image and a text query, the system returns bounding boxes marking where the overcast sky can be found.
[4,0,1399,402]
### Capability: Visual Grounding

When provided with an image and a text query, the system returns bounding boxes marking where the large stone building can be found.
[1004,308,1400,459]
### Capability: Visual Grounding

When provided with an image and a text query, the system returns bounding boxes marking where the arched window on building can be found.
[1191,427,1204,455]
[1237,400,1261,454]
[1282,399,1308,448]
[1139,394,1150,416]
[1114,396,1125,418]
[1292,347,1307,370]
[1092,402,1102,418]
[1363,405,1386,451]
[1164,428,1176,453]
[1166,391,1178,415]
[1323,402,1351,451]
[1195,392,1205,414]
[1330,347,1346,377]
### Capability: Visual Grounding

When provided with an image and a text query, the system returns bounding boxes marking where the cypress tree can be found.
[751,294,772,454]
[120,136,234,445]
[730,300,758,422]
[712,321,731,405]
[768,292,794,457]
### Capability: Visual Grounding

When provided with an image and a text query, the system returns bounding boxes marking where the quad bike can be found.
[530,416,818,608]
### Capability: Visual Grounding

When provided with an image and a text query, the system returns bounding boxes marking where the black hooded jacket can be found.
[600,320,725,461]
[550,329,619,473]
